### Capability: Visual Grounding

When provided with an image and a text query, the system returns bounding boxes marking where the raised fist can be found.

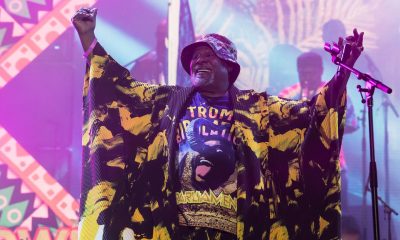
[71,8,97,51]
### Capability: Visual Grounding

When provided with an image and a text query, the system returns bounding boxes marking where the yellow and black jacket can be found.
[79,43,346,240]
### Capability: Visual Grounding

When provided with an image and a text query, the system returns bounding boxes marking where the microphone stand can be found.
[379,195,399,240]
[366,187,399,240]
[324,42,393,240]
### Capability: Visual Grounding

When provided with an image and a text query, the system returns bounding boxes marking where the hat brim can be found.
[180,41,240,84]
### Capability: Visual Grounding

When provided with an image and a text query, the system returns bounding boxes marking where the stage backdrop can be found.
[0,0,399,239]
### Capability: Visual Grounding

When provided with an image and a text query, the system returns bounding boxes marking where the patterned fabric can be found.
[79,43,346,240]
[180,226,236,239]
[279,82,358,135]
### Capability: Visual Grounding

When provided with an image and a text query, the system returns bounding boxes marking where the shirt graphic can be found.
[176,92,237,235]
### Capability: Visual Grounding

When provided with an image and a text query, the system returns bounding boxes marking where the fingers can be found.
[357,32,364,47]
[352,29,364,52]
[344,29,358,42]
[338,37,344,49]
[353,28,359,39]
[77,7,97,14]
[342,28,364,51]
[332,28,364,66]
[71,7,97,23]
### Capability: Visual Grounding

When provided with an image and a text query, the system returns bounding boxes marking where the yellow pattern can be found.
[119,107,152,135]
[81,182,116,239]
[318,217,330,238]
[319,109,339,149]
[147,132,168,161]
[89,55,107,79]
[132,208,145,223]
[90,127,124,155]
[270,221,289,240]
[270,128,305,152]
[106,157,125,169]
[152,225,171,240]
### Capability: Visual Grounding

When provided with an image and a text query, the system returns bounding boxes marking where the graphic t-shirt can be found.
[176,92,237,235]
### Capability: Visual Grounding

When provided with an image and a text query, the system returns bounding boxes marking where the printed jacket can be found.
[79,43,346,240]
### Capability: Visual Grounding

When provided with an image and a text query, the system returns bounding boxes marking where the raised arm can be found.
[266,29,364,239]
[71,8,177,239]
[301,29,364,239]
[71,7,97,52]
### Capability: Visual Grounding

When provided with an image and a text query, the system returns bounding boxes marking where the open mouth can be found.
[196,68,211,73]
[194,68,211,77]
[195,159,214,179]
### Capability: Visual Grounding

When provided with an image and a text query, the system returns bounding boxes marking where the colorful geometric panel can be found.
[0,0,97,237]
[0,0,97,87]
[0,0,93,238]
[0,126,78,226]
[0,0,53,55]
[0,158,61,236]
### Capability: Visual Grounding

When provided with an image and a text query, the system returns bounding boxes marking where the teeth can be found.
[197,69,210,73]
[200,159,213,166]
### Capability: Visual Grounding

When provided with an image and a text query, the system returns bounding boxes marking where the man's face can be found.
[190,46,230,94]
[298,65,323,92]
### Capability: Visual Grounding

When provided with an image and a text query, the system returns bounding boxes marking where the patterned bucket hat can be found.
[181,33,241,83]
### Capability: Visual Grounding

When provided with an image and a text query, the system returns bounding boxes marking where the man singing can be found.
[73,8,364,240]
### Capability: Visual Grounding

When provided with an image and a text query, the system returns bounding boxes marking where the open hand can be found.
[338,28,364,67]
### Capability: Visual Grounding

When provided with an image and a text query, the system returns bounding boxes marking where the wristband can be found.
[83,38,97,59]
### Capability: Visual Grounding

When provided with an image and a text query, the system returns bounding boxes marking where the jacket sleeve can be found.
[267,72,347,239]
[79,43,176,239]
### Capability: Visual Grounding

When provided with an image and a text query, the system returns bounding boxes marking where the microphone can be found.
[338,43,351,72]
[341,43,351,63]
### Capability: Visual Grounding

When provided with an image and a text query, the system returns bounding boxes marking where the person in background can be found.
[279,52,358,134]
[129,19,168,85]
[314,19,382,82]
[267,44,301,95]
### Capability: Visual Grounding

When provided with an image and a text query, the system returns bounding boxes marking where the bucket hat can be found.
[181,33,241,83]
